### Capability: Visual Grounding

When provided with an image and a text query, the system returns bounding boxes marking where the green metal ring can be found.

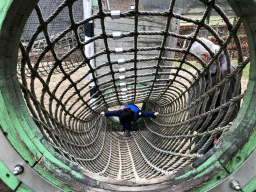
[0,0,256,191]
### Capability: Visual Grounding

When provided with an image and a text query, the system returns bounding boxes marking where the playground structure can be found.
[0,0,256,191]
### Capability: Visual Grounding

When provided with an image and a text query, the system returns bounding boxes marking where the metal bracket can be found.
[119,75,125,80]
[111,10,121,19]
[119,68,126,73]
[207,149,256,191]
[115,48,123,54]
[130,5,135,11]
[113,31,122,39]
[118,59,125,64]
[0,131,64,192]
[119,82,126,87]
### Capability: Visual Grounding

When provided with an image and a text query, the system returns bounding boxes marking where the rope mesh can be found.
[18,0,249,181]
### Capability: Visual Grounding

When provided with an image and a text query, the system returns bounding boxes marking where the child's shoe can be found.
[120,126,125,132]
[125,130,131,137]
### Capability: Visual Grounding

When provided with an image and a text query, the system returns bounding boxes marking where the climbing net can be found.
[18,0,249,181]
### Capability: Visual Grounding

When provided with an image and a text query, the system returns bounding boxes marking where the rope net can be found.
[18,0,249,181]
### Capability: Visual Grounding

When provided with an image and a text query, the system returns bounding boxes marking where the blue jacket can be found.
[104,105,156,130]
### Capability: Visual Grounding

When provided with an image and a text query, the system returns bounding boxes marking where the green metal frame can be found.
[0,0,256,191]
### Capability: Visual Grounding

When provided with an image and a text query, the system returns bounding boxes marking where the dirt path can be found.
[20,65,249,115]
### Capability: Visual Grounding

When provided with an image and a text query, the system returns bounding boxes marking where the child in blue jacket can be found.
[101,104,159,137]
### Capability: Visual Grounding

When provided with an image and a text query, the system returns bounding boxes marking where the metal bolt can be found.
[229,179,241,191]
[13,165,24,175]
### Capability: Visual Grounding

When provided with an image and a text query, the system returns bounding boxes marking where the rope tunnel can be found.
[1,0,256,191]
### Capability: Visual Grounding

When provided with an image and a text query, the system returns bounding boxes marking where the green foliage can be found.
[232,60,250,79]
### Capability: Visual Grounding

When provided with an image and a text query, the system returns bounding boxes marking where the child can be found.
[101,104,159,137]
